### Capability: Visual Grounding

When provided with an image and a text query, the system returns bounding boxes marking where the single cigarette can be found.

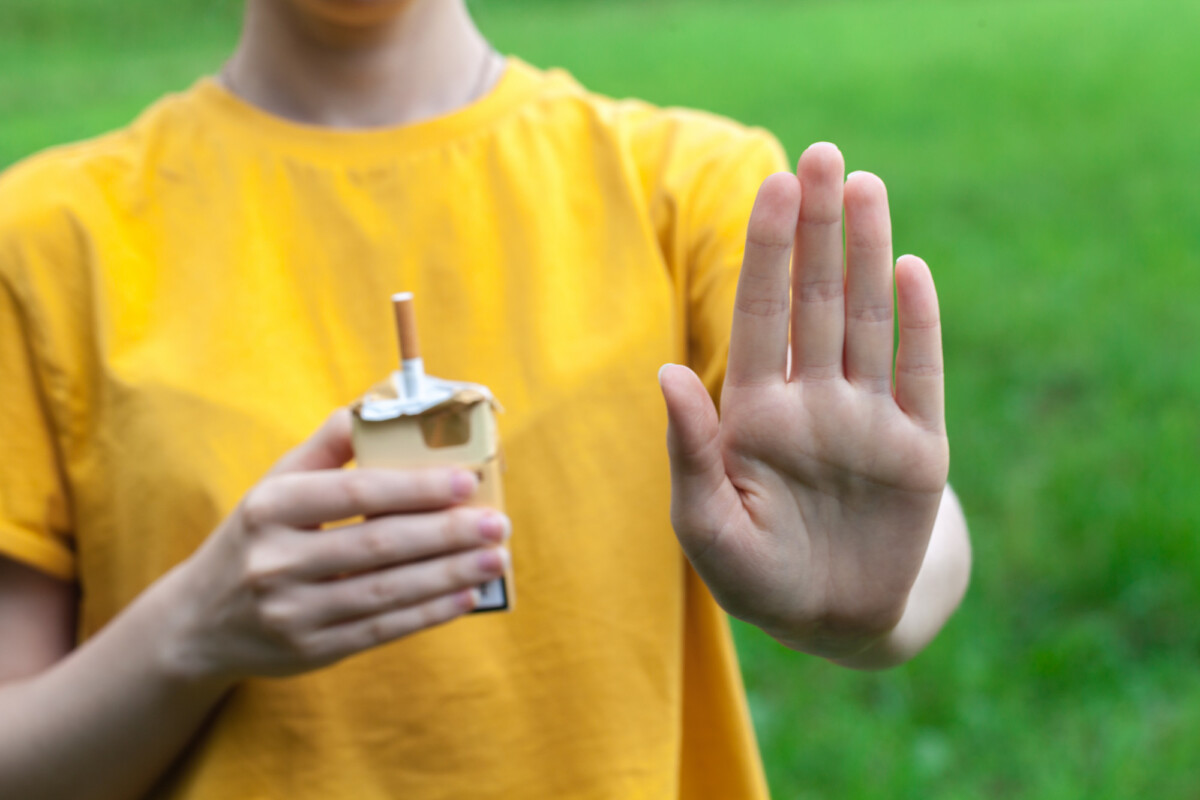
[392,292,425,400]
[392,292,421,361]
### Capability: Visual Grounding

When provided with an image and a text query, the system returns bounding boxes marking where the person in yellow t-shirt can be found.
[0,1,971,798]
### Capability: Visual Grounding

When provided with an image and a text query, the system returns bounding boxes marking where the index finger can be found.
[725,172,801,387]
[245,468,478,530]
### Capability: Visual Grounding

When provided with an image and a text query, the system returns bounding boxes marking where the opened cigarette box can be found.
[351,294,511,612]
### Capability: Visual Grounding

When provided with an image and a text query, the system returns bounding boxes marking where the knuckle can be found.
[243,550,289,596]
[796,362,842,381]
[848,303,892,324]
[415,601,441,631]
[845,227,889,252]
[800,210,843,230]
[900,361,944,379]
[734,294,789,318]
[241,483,282,531]
[746,226,793,251]
[339,471,376,512]
[672,425,724,479]
[368,575,395,603]
[902,318,941,333]
[445,507,477,545]
[366,617,391,649]
[796,278,844,304]
[443,555,468,587]
[436,556,458,587]
[359,526,393,561]
[418,469,453,503]
[258,600,300,638]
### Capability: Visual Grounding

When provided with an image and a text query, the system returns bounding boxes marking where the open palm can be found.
[659,143,949,660]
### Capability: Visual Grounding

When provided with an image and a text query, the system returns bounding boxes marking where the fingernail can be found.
[808,141,841,154]
[479,512,511,544]
[846,170,884,187]
[451,470,477,501]
[658,363,677,384]
[465,588,482,609]
[478,547,510,574]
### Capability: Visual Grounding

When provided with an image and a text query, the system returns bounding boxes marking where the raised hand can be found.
[658,142,950,662]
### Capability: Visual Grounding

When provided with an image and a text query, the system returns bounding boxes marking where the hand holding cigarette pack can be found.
[351,293,512,612]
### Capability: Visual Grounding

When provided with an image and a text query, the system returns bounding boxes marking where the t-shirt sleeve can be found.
[631,108,790,401]
[0,194,76,581]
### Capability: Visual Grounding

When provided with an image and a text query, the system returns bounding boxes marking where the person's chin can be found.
[285,0,424,28]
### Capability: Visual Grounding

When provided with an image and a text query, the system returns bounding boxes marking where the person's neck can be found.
[221,0,500,129]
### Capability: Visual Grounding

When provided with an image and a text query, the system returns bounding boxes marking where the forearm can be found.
[832,485,971,670]
[0,567,234,800]
[0,415,501,799]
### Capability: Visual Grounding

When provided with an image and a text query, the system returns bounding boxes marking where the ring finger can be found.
[297,546,510,628]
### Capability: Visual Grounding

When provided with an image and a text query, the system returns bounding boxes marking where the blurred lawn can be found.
[3,0,1199,796]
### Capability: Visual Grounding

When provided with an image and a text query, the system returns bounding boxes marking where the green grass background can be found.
[3,0,1199,796]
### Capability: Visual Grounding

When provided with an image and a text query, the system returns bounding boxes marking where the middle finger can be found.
[293,508,511,580]
[790,142,847,381]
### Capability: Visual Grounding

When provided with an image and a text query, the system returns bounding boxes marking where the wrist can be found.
[136,563,238,694]
[764,612,902,666]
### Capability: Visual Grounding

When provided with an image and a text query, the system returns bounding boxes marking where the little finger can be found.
[304,590,478,663]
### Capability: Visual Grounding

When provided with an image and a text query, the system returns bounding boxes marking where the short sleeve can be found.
[630,109,789,401]
[0,241,76,581]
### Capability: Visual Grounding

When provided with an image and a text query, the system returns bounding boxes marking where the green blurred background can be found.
[3,0,1198,796]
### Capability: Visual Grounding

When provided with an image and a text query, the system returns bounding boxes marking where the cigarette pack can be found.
[350,295,511,612]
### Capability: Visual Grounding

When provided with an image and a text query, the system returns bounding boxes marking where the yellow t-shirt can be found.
[0,59,786,799]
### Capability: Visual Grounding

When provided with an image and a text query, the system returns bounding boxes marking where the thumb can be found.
[658,364,730,546]
[269,408,355,476]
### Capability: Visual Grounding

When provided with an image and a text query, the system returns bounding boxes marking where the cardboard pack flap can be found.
[352,373,500,422]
